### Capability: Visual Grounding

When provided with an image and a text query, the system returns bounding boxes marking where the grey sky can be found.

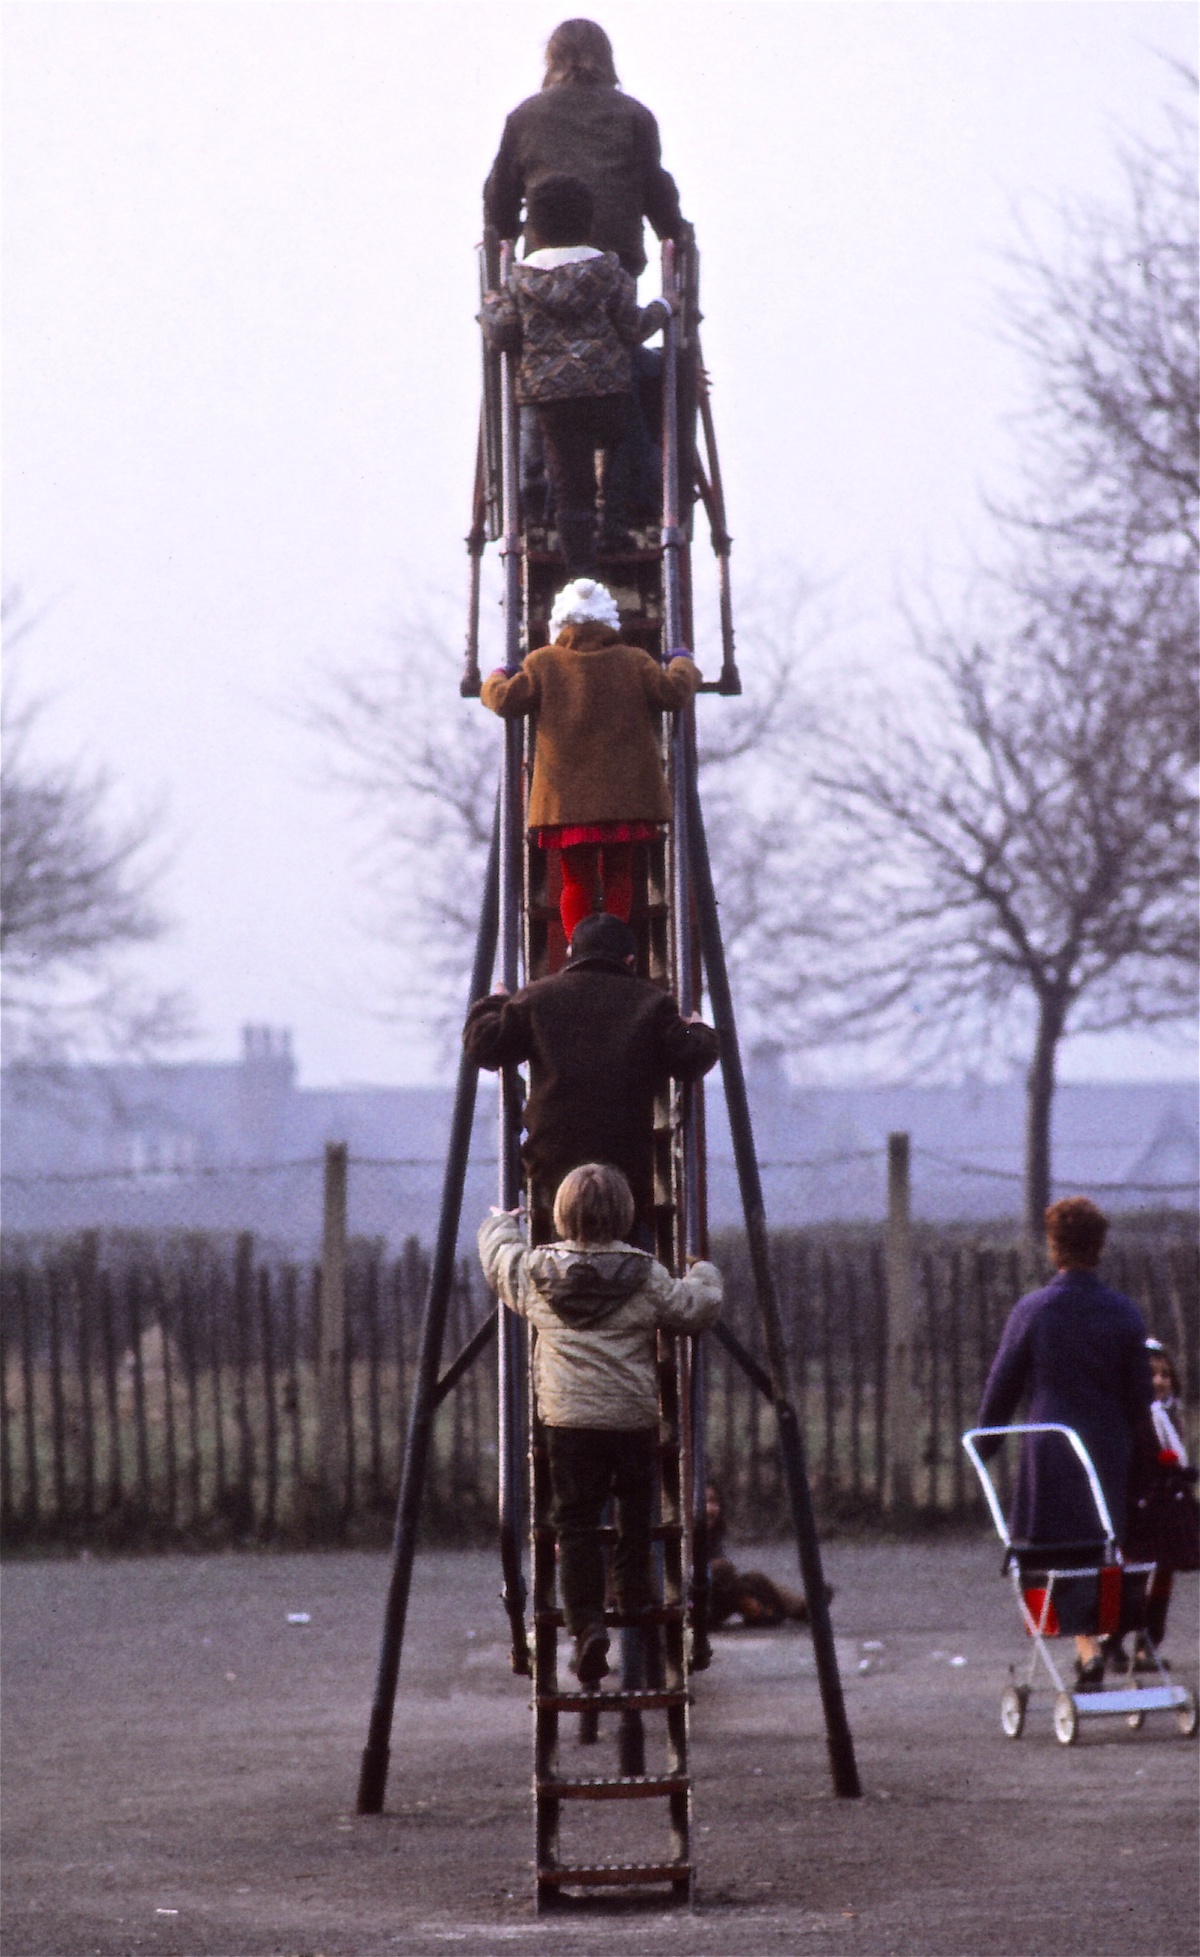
[4,1,1195,1085]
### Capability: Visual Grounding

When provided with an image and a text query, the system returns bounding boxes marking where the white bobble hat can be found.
[549,578,621,636]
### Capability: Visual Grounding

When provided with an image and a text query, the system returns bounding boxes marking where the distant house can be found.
[1,1027,1194,1253]
[705,1044,1199,1232]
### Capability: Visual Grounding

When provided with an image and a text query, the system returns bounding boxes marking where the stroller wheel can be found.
[1125,1710,1145,1732]
[1052,1692,1079,1746]
[1000,1684,1028,1739]
[1178,1692,1199,1739]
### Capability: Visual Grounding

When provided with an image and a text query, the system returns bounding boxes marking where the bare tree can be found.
[683,568,830,1001]
[773,586,1197,1235]
[307,603,498,1051]
[1,600,186,1065]
[999,81,1198,581]
[761,87,1199,1233]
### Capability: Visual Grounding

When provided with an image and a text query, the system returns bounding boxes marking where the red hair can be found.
[1044,1196,1108,1267]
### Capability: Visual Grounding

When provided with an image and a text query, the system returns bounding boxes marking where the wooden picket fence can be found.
[1,1225,1195,1550]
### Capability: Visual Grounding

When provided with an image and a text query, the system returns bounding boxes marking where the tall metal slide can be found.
[356,232,859,1910]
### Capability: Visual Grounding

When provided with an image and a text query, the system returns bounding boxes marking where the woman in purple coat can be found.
[975,1197,1153,1687]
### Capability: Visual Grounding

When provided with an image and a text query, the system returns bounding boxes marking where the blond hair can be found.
[553,1162,635,1243]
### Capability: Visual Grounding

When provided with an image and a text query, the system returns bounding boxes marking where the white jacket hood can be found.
[525,1244,653,1326]
[478,1212,722,1430]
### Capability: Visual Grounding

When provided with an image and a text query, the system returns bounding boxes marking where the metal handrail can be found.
[463,232,504,698]
[686,764,860,1798]
[461,420,486,697]
[479,227,503,541]
[662,234,711,1662]
[961,1423,1118,1559]
[356,804,503,1812]
[694,351,740,695]
[495,238,530,1675]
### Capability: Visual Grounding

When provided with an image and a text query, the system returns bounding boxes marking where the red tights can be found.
[558,843,634,942]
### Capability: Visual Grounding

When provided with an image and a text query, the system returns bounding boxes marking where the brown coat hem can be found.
[481,637,699,830]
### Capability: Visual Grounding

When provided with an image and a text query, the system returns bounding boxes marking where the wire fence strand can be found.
[1,1207,1194,1550]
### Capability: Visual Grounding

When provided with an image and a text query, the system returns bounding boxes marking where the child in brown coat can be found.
[482,577,699,940]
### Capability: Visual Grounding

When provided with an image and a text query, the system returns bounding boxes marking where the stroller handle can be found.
[962,1424,1118,1557]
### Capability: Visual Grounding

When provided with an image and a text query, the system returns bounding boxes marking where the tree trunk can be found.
[1024,994,1066,1243]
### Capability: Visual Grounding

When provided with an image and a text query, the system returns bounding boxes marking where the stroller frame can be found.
[963,1424,1198,1745]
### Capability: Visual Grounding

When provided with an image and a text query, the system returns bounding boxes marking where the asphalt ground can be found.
[2,1539,1197,1957]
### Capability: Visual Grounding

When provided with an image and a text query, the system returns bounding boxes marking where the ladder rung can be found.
[535,1687,690,1713]
[524,554,662,577]
[538,1773,689,1802]
[534,1604,683,1629]
[531,1439,675,1464]
[529,901,668,922]
[538,1862,691,1888]
[532,1521,682,1545]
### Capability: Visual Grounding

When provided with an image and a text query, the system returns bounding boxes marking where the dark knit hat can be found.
[527,172,595,246]
[568,914,636,965]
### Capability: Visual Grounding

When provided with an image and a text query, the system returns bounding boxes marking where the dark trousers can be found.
[545,1425,658,1639]
[535,394,635,575]
[606,344,663,524]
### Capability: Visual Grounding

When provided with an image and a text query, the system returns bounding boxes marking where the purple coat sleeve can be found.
[975,1298,1034,1457]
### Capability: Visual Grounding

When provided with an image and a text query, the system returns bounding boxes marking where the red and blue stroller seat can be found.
[1005,1542,1152,1639]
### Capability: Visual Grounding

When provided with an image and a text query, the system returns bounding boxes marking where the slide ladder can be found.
[488,232,703,1904]
[529,1331,694,1906]
[355,231,860,1909]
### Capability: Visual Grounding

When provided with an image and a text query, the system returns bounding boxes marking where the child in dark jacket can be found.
[483,18,685,280]
[480,171,670,575]
[1117,1339,1198,1670]
[465,913,718,1246]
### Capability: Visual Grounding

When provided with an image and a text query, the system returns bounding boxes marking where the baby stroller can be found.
[963,1423,1198,1745]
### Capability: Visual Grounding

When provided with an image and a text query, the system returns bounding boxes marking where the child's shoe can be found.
[1133,1639,1168,1674]
[1074,1655,1105,1693]
[1100,1635,1129,1673]
[571,1629,610,1687]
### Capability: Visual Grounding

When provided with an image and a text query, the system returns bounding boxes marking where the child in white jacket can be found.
[478,1162,722,1685]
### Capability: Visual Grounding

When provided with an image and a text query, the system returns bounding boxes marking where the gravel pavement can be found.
[3,1538,1196,1956]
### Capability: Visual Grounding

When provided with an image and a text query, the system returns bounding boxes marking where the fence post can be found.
[885,1132,916,1516]
[317,1142,349,1524]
